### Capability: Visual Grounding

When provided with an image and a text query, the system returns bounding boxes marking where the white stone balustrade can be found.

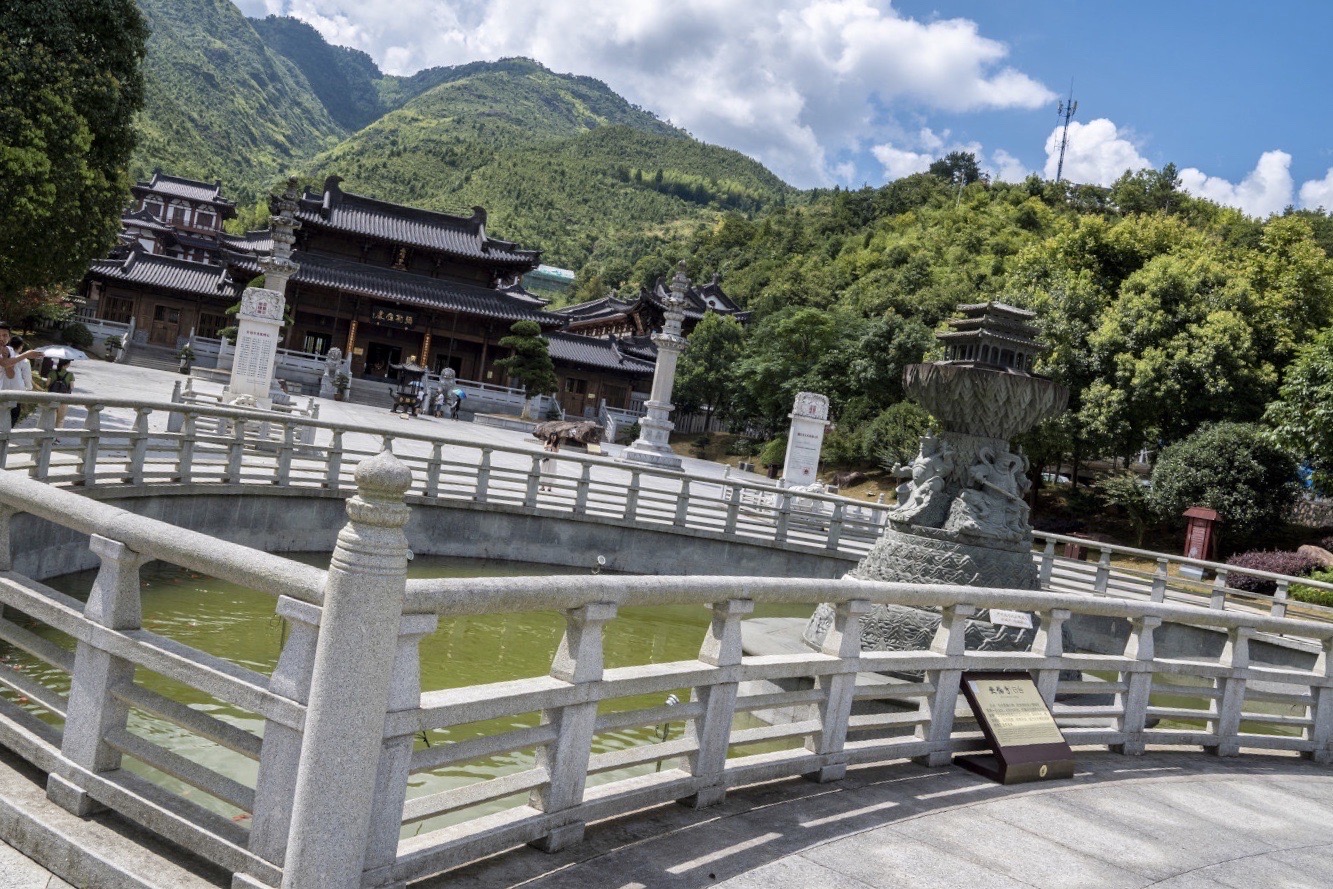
[1,461,1333,887]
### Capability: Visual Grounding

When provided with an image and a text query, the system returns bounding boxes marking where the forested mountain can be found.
[130,0,343,198]
[129,1,794,268]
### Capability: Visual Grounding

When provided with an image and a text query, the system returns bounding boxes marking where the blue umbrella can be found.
[451,388,466,399]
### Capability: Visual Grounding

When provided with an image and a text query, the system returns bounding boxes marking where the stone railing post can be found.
[31,404,56,480]
[681,598,753,807]
[243,597,323,876]
[0,396,12,468]
[175,411,197,484]
[78,405,103,487]
[1210,625,1253,757]
[1272,579,1290,619]
[529,601,617,852]
[274,422,295,486]
[323,430,343,489]
[723,483,740,535]
[525,454,542,506]
[127,407,150,485]
[424,442,443,499]
[362,611,439,885]
[624,470,641,521]
[1211,570,1230,610]
[475,447,493,502]
[1032,608,1070,706]
[826,502,845,551]
[804,598,871,782]
[0,507,13,572]
[47,534,149,815]
[574,463,592,515]
[279,452,413,889]
[1093,548,1112,593]
[1111,615,1161,755]
[914,603,976,767]
[1150,558,1168,602]
[673,479,690,527]
[226,417,246,484]
[773,493,791,544]
[1037,539,1056,587]
[1303,637,1333,764]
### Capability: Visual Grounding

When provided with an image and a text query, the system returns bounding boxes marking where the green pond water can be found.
[7,555,812,836]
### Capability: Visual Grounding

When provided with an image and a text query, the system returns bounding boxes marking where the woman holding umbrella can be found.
[0,323,44,427]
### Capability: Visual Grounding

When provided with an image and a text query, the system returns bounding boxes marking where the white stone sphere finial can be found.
[346,450,413,529]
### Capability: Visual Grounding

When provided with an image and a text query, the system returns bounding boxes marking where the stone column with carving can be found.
[225,179,300,407]
[622,262,690,470]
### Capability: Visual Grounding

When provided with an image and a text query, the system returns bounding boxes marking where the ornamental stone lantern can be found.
[805,302,1069,652]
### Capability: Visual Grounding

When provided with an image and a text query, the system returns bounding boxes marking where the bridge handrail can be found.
[4,392,1330,615]
[1,452,1333,888]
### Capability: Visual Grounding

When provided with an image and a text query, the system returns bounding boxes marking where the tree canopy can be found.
[495,321,558,395]
[0,0,147,317]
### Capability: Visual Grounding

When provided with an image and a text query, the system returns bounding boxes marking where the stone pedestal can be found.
[224,287,284,408]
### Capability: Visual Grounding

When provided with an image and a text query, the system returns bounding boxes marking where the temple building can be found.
[79,173,677,408]
[556,273,749,337]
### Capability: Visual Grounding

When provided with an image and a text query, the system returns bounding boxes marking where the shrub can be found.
[728,438,755,458]
[758,436,787,467]
[1319,535,1333,553]
[1149,422,1299,549]
[1223,550,1319,594]
[1292,568,1333,608]
[621,421,640,444]
[61,321,92,349]
[692,434,711,458]
[869,402,932,469]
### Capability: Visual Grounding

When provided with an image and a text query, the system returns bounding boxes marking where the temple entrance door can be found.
[149,305,181,345]
[364,342,401,379]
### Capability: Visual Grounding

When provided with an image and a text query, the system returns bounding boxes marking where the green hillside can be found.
[249,15,385,132]
[299,58,795,269]
[130,0,344,199]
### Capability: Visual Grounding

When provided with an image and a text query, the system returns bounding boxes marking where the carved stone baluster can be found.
[226,415,246,484]
[673,479,690,527]
[826,501,845,551]
[324,430,344,489]
[279,452,413,889]
[574,462,592,515]
[914,603,976,767]
[525,454,542,507]
[723,482,741,536]
[1209,625,1253,757]
[805,598,872,782]
[1112,615,1161,756]
[624,470,641,521]
[1150,558,1168,602]
[1272,579,1290,619]
[30,405,56,480]
[175,410,197,484]
[362,612,439,885]
[47,535,149,815]
[1037,539,1056,587]
[1303,636,1333,764]
[424,442,442,499]
[774,491,791,544]
[1093,547,1112,594]
[0,396,12,468]
[80,404,103,487]
[274,422,294,486]
[475,447,492,502]
[1032,608,1070,706]
[127,407,150,485]
[681,598,753,808]
[1211,570,1230,610]
[529,602,617,852]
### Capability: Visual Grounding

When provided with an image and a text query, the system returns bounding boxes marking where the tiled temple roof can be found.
[544,332,655,374]
[88,251,239,298]
[290,254,564,327]
[293,177,540,269]
[130,171,236,213]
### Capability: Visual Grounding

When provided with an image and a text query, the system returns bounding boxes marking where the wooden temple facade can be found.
[82,174,662,409]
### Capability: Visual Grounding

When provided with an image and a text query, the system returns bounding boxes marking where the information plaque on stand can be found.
[955,671,1075,785]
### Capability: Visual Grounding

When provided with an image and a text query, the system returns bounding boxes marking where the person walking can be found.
[539,432,560,492]
[46,359,75,427]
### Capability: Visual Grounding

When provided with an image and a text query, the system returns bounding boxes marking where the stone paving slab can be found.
[428,750,1333,889]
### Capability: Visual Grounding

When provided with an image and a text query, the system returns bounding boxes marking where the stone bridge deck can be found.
[3,747,1330,888]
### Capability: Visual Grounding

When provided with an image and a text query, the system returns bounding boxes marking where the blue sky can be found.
[237,1,1333,216]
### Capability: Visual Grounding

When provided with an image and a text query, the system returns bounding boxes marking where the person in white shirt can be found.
[0,323,41,427]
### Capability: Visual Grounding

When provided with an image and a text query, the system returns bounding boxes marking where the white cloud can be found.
[1042,118,1151,186]
[246,0,1054,187]
[871,144,934,179]
[1178,151,1294,218]
[1298,169,1333,211]
[990,149,1029,182]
